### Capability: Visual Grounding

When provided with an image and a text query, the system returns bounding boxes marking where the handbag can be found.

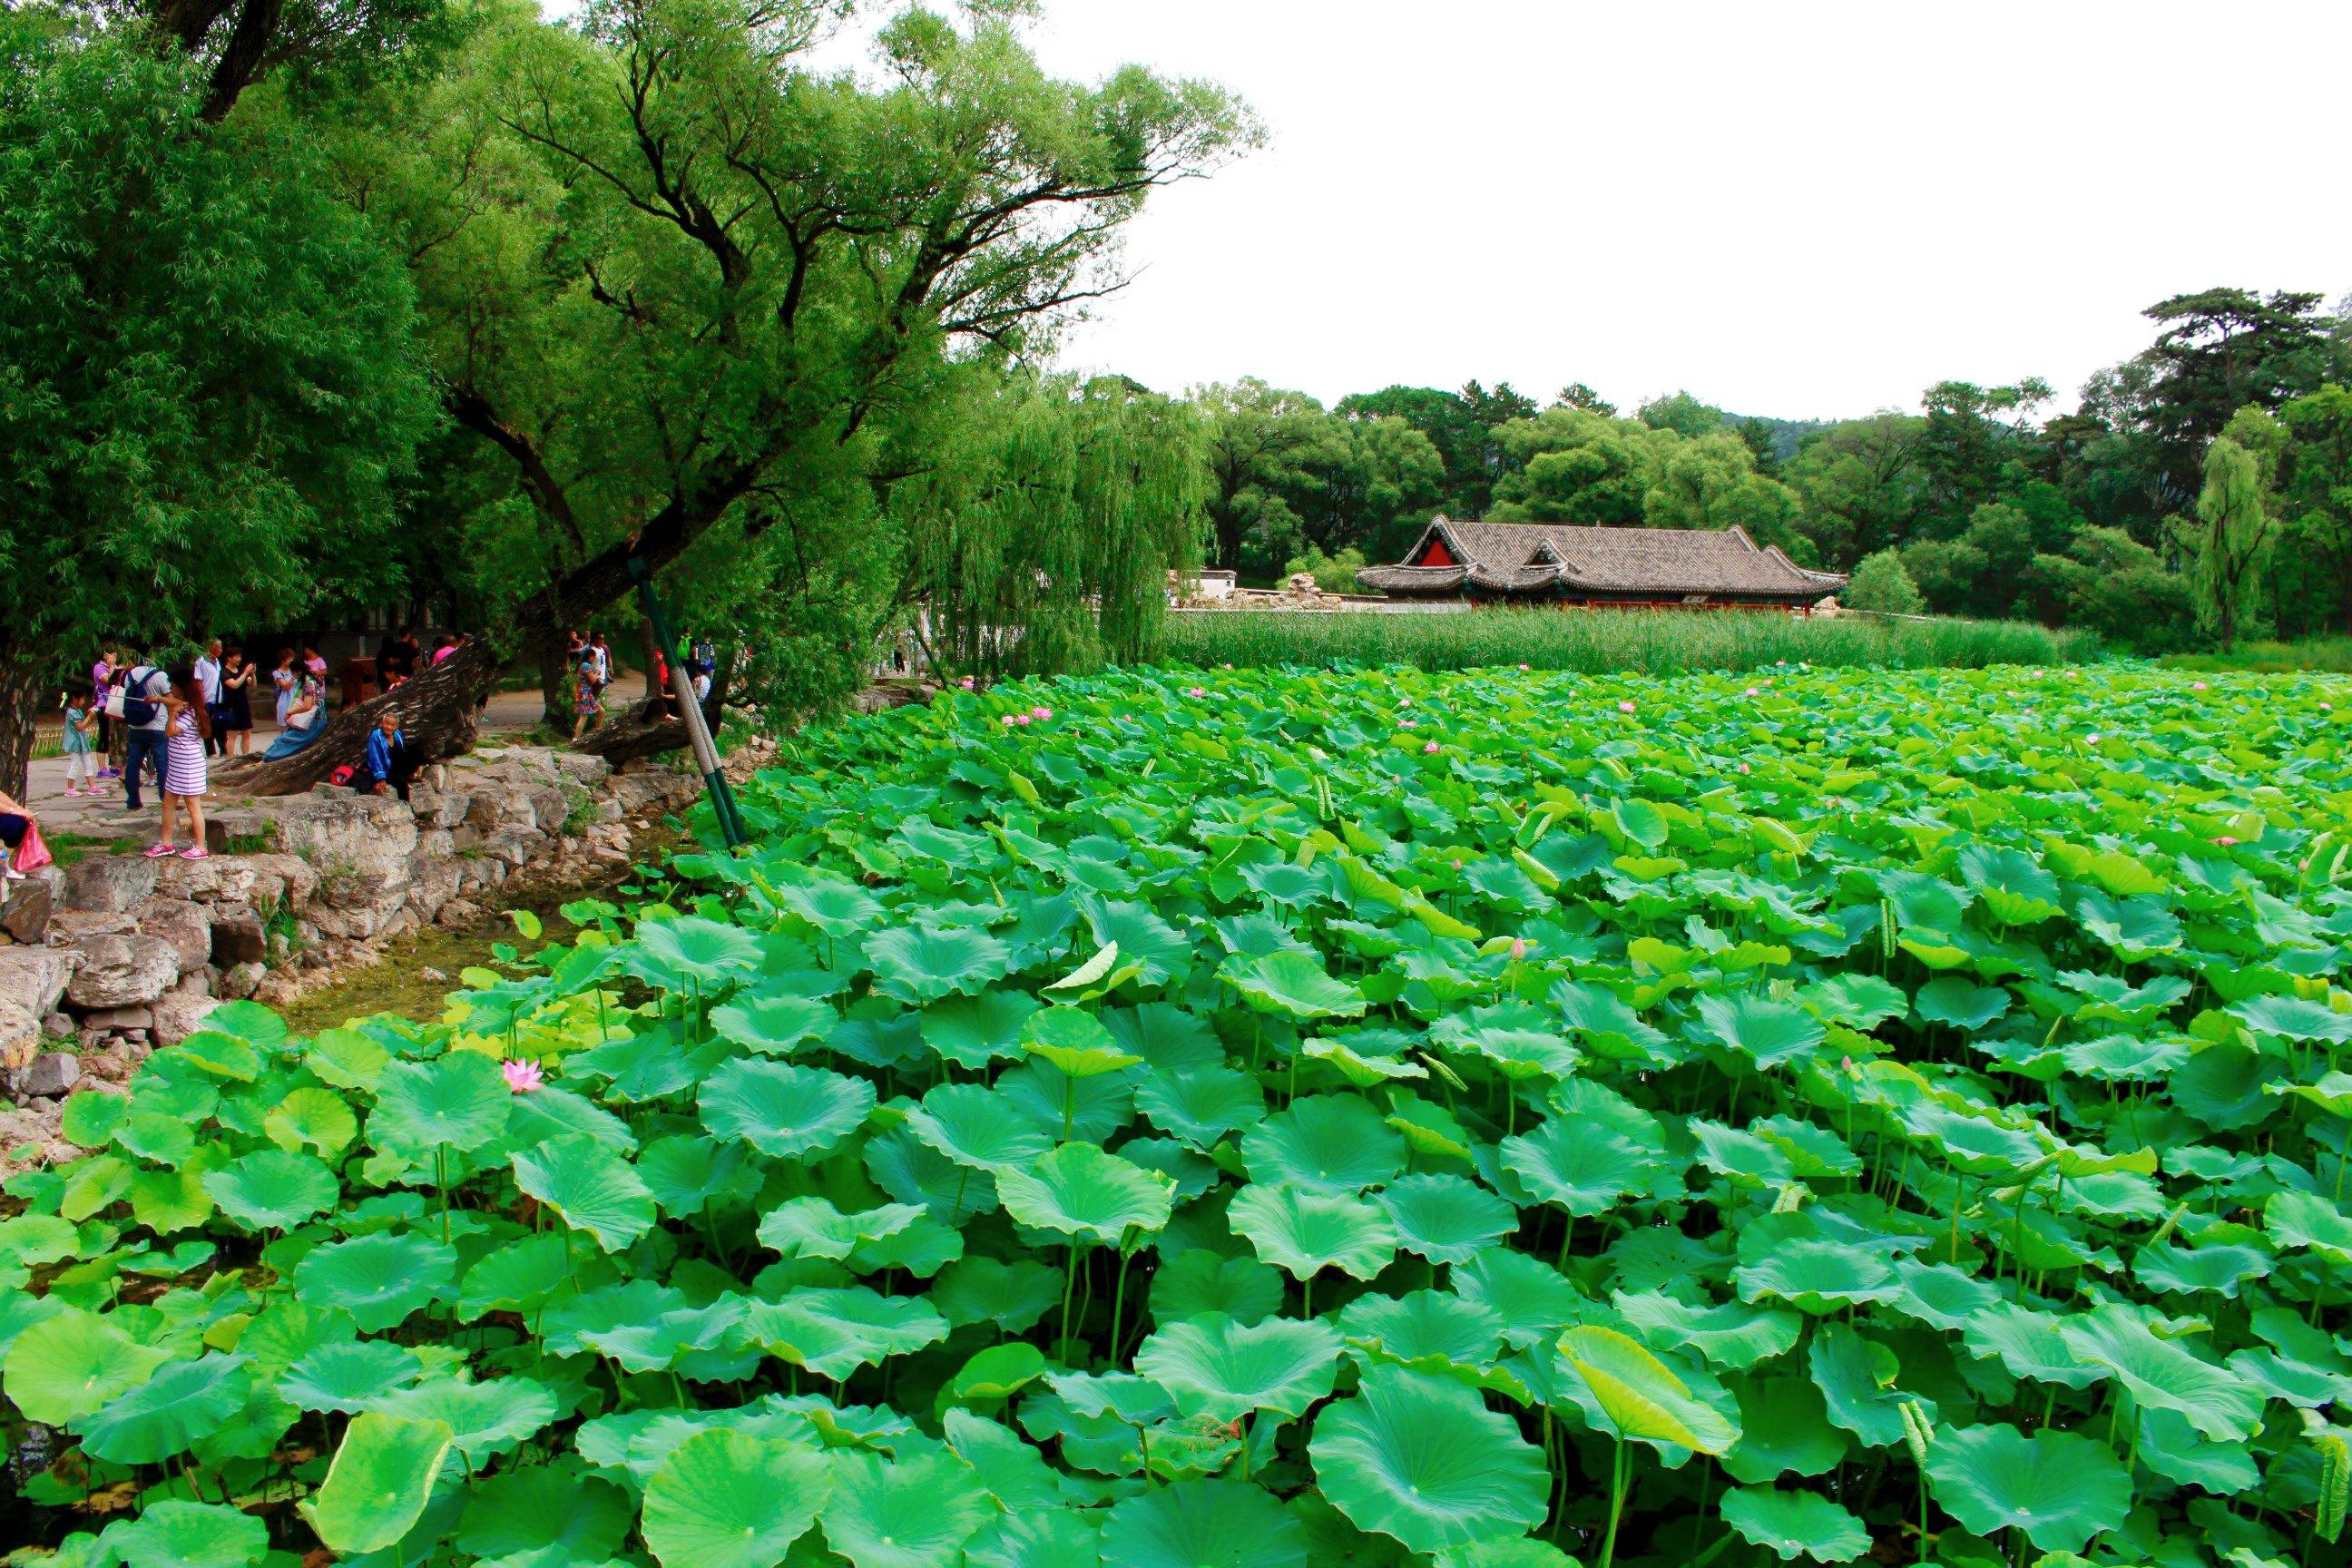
[103,686,125,720]
[16,820,52,873]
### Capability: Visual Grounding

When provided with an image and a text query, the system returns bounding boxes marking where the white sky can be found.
[1002,0,2352,421]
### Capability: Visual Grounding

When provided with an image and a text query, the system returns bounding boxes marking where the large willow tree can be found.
[895,375,1205,680]
[233,0,1254,791]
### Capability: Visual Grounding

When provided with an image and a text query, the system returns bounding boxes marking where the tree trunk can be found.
[218,636,503,796]
[641,616,662,702]
[537,622,575,732]
[0,630,44,800]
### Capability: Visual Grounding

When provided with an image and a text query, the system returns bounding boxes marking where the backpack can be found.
[122,667,162,728]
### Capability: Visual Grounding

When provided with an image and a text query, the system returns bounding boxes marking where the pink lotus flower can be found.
[1509,937,1530,961]
[2085,734,2100,745]
[2191,681,2208,691]
[1739,761,1751,774]
[1398,697,1414,708]
[2212,835,2239,848]
[1423,740,1440,754]
[1000,714,1017,727]
[1014,713,1033,726]
[1185,686,1206,698]
[1518,663,1530,671]
[1032,706,1053,720]
[1398,718,1417,730]
[1450,858,1463,870]
[1776,660,1787,667]
[1617,701,1636,714]
[1742,686,1759,697]
[958,676,975,691]
[502,1059,543,1094]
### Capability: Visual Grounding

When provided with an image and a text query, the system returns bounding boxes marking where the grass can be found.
[2160,634,2352,673]
[1147,607,2092,674]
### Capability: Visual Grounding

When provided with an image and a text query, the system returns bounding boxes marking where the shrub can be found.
[1842,547,1926,614]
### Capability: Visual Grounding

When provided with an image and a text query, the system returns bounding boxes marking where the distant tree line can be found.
[1190,289,2352,653]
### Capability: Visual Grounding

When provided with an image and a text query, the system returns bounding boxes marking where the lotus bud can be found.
[1423,741,1440,754]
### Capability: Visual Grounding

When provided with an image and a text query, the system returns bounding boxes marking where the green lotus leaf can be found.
[939,1341,1050,1408]
[710,993,836,1055]
[1338,1287,1505,1367]
[1559,1325,1737,1454]
[0,1213,81,1271]
[1616,1291,1802,1370]
[1309,1365,1548,1554]
[543,1280,747,1372]
[1809,1321,1936,1446]
[1719,1485,1871,1563]
[920,990,1043,1070]
[264,1085,360,1157]
[820,1450,992,1568]
[102,1499,267,1568]
[1924,1423,2131,1554]
[115,1109,197,1165]
[172,1029,260,1082]
[2054,1308,2265,1441]
[1956,843,2064,925]
[57,1089,127,1149]
[1104,1477,1312,1568]
[1379,1172,1520,1264]
[1227,1183,1398,1281]
[2231,992,2352,1043]
[1720,1376,1847,1483]
[632,914,765,986]
[1022,1005,1144,1077]
[1134,1310,1344,1422]
[2268,1189,2352,1257]
[1959,1302,2103,1390]
[700,1058,876,1161]
[458,1231,615,1319]
[966,1510,1107,1568]
[1243,1093,1408,1193]
[1500,1122,1666,1216]
[308,1025,392,1092]
[1737,1240,1900,1315]
[1913,976,2012,1030]
[368,1375,559,1465]
[933,1255,1065,1331]
[746,1287,950,1379]
[1134,1063,1266,1147]
[2133,1240,2272,1298]
[278,1339,425,1413]
[906,1083,1056,1171]
[758,1196,924,1260]
[1695,993,1826,1069]
[369,1052,510,1155]
[3,1306,171,1425]
[1147,1249,1286,1327]
[293,1231,459,1333]
[642,1428,833,1568]
[638,1132,758,1219]
[867,925,1015,1005]
[200,1149,339,1231]
[1218,948,1367,1020]
[78,1353,250,1463]
[774,874,884,937]
[455,1459,634,1563]
[511,1134,657,1253]
[997,1142,1174,1245]
[1429,1541,1582,1568]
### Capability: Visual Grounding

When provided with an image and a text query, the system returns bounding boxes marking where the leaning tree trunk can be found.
[0,629,44,800]
[217,636,505,796]
[570,656,732,768]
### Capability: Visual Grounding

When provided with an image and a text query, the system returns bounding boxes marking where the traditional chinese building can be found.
[1356,517,1847,610]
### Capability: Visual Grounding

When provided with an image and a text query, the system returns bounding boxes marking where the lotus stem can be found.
[1598,1434,1628,1568]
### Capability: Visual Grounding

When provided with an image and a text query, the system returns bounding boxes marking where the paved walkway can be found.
[22,686,560,844]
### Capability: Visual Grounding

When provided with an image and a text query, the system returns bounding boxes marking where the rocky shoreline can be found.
[0,743,718,1170]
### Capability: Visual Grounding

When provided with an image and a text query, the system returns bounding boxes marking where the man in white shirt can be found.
[193,640,224,756]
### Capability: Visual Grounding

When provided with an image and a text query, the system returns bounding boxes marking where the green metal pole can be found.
[626,556,746,851]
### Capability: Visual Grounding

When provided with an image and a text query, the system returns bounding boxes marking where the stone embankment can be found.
[0,744,706,1167]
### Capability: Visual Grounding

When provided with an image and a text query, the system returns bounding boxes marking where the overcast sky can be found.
[990,0,2350,421]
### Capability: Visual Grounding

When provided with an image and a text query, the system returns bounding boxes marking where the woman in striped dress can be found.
[150,673,211,860]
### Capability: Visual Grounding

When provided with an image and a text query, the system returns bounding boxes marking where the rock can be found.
[420,966,448,982]
[76,1047,134,1085]
[435,898,485,929]
[210,907,267,967]
[21,1052,79,1098]
[64,935,180,1009]
[0,946,77,1019]
[1,878,53,943]
[62,855,158,915]
[133,897,213,975]
[40,1013,71,1039]
[173,969,211,999]
[0,999,39,1073]
[151,990,220,1048]
[222,962,265,1000]
[251,970,302,1009]
[76,1005,153,1033]
[484,827,544,867]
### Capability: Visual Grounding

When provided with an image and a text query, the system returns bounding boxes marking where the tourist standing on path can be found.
[58,691,98,794]
[193,640,224,756]
[366,710,418,800]
[590,632,613,693]
[90,649,117,779]
[103,666,131,782]
[218,650,255,756]
[271,650,299,730]
[150,674,210,859]
[119,661,172,814]
[572,650,604,740]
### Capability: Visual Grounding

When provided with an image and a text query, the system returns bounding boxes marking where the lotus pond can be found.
[5,662,2352,1568]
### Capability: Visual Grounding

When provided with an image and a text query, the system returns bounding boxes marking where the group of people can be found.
[374,625,470,688]
[565,628,718,739]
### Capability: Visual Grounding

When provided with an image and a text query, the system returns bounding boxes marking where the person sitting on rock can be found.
[366,710,418,801]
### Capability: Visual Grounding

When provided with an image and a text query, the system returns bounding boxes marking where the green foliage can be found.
[9,660,2352,1567]
[1840,549,1926,615]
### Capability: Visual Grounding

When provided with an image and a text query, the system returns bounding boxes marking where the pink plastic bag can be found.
[15,820,53,872]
